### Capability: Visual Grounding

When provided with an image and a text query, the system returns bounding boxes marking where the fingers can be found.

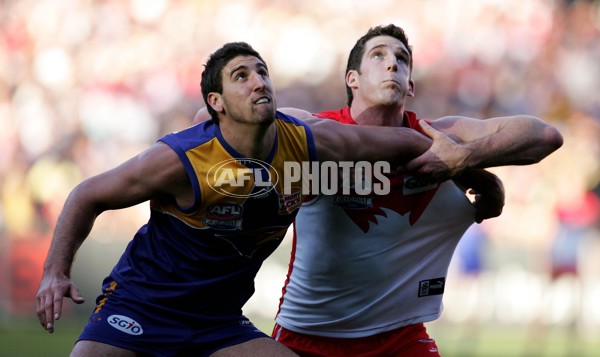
[36,286,59,333]
[473,195,503,223]
[418,120,438,139]
[36,294,48,330]
[42,294,56,333]
[70,285,85,304]
[51,293,64,328]
[36,280,85,333]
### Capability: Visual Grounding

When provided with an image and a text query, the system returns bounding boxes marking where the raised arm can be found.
[36,142,190,333]
[406,115,563,177]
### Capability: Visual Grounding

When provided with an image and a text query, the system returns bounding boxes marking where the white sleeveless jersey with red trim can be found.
[275,108,475,337]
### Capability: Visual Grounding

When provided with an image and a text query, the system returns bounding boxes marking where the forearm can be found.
[333,125,431,165]
[358,127,431,163]
[43,184,102,277]
[461,116,563,168]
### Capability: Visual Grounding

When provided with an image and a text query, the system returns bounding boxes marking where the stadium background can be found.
[1,0,599,355]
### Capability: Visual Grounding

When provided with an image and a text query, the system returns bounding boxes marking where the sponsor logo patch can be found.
[403,176,438,195]
[418,277,446,297]
[333,195,373,209]
[107,314,144,336]
[278,188,302,215]
[202,202,243,230]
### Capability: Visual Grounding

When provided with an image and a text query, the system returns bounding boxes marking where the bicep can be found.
[308,119,358,162]
[79,143,187,212]
[279,107,315,120]
[309,118,431,163]
[430,116,508,143]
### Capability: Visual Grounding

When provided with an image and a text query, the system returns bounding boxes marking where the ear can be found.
[207,92,224,114]
[346,70,359,90]
[407,78,415,98]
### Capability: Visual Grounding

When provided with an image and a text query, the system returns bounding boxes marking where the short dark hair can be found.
[345,24,413,106]
[200,42,266,121]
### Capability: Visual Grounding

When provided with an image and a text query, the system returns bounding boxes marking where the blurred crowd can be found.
[0,0,599,333]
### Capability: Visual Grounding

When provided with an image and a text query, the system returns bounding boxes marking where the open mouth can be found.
[255,97,270,104]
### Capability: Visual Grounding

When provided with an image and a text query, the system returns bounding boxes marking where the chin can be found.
[382,93,404,105]
[253,112,275,125]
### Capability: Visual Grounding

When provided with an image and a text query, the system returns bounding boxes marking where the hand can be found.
[403,120,470,181]
[36,272,85,333]
[453,169,505,223]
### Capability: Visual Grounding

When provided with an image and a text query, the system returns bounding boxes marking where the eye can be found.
[397,54,409,64]
[235,72,247,81]
[258,68,269,77]
[372,51,384,59]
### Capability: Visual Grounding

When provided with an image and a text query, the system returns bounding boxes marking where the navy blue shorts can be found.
[77,278,269,357]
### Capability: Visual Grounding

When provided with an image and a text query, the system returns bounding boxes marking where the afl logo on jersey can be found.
[107,315,144,335]
[202,202,244,230]
[207,159,279,198]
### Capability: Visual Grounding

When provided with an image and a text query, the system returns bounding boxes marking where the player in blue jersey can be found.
[35,41,475,356]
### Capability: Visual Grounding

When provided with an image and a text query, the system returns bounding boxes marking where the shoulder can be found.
[315,107,353,124]
[160,121,217,152]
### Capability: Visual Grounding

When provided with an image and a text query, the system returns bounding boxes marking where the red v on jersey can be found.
[337,176,440,233]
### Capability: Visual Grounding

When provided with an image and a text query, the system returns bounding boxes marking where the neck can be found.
[349,100,406,127]
[219,120,276,159]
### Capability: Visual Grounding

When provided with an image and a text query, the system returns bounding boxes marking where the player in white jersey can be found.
[271,24,563,356]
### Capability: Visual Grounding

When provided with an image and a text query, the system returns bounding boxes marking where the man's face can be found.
[350,35,414,106]
[211,55,276,125]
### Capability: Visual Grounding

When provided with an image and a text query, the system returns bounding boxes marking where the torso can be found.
[275,108,475,337]
[110,112,316,318]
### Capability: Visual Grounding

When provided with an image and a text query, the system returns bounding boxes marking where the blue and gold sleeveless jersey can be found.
[109,111,316,318]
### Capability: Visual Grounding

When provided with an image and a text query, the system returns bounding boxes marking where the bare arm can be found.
[406,115,564,178]
[278,107,315,120]
[281,108,514,223]
[36,142,190,333]
[305,116,433,165]
[433,115,563,163]
[196,106,436,166]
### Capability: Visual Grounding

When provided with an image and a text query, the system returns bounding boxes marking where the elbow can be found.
[528,125,564,164]
[526,116,564,153]
[544,125,564,155]
[69,181,107,217]
[550,126,564,151]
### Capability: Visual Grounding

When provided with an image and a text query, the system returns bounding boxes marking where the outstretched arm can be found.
[405,116,563,178]
[36,142,189,333]
[197,106,438,167]
[305,116,433,165]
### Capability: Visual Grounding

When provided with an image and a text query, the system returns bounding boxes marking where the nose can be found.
[250,72,267,91]
[386,58,398,72]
